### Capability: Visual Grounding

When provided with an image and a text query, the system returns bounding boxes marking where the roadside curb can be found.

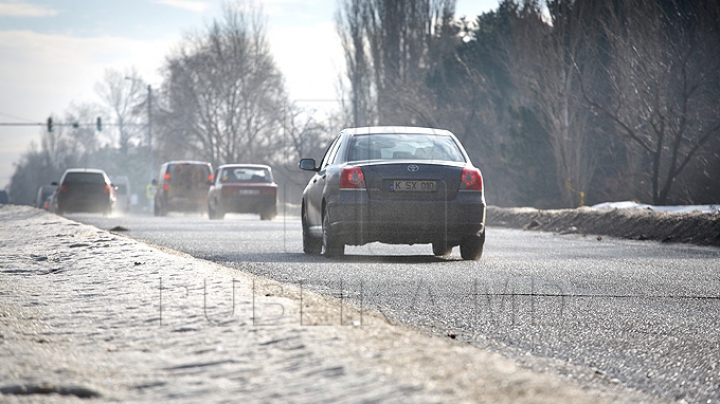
[487,206,720,247]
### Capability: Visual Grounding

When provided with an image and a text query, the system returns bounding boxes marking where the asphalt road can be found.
[71,211,720,403]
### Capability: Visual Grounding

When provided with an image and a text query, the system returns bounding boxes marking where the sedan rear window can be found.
[346,134,465,163]
[220,167,272,183]
[63,173,106,184]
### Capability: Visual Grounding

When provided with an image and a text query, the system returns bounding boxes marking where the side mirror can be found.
[299,158,318,172]
[51,182,58,186]
[151,179,158,186]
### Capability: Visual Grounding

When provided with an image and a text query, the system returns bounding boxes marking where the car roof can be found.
[63,168,107,174]
[218,164,271,169]
[341,126,454,136]
[164,160,211,166]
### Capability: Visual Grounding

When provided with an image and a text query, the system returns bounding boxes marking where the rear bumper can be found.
[57,195,112,213]
[166,196,207,212]
[326,190,485,246]
[219,197,276,214]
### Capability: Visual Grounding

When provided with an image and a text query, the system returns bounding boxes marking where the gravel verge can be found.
[487,206,720,247]
[1,205,661,403]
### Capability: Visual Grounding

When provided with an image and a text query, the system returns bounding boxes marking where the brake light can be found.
[103,184,111,194]
[164,173,170,181]
[460,167,483,191]
[208,173,214,182]
[59,185,68,194]
[164,172,170,191]
[340,167,365,189]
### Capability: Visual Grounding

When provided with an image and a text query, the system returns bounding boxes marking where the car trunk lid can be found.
[356,162,464,201]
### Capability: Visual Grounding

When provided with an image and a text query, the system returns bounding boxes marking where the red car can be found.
[207,164,277,220]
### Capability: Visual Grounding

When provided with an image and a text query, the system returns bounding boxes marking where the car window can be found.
[221,167,272,183]
[346,133,465,163]
[168,164,210,183]
[320,135,342,169]
[63,172,106,184]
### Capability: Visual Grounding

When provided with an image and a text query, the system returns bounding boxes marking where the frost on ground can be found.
[0,205,657,403]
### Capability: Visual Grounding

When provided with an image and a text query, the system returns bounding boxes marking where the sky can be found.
[0,0,499,191]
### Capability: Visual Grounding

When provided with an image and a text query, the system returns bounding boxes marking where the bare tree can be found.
[95,67,145,154]
[160,1,287,167]
[580,0,720,204]
[508,0,599,207]
[63,102,104,164]
[337,0,375,127]
[336,0,457,126]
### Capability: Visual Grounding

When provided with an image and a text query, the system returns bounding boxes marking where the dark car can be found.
[207,164,277,220]
[0,190,9,204]
[53,168,116,216]
[35,185,57,210]
[299,126,486,260]
[154,161,213,216]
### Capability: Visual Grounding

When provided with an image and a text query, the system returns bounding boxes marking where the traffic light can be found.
[47,117,53,132]
[96,117,102,131]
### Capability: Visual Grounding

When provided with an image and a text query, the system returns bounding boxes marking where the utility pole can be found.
[125,76,154,213]
[147,85,153,187]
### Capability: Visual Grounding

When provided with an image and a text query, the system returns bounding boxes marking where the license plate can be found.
[238,189,260,195]
[391,180,437,192]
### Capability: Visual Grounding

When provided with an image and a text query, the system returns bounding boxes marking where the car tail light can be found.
[164,172,170,191]
[59,185,68,194]
[340,167,365,189]
[104,184,112,194]
[460,167,483,191]
[208,173,214,183]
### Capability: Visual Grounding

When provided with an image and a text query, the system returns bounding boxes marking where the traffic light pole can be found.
[0,119,103,132]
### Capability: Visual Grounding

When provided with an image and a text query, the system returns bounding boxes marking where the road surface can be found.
[72,212,720,403]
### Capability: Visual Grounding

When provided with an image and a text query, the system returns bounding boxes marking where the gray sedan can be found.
[299,126,486,259]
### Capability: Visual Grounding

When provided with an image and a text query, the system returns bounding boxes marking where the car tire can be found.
[261,207,277,221]
[432,242,453,256]
[208,199,223,220]
[302,205,322,255]
[460,231,485,260]
[322,206,344,258]
[154,199,167,216]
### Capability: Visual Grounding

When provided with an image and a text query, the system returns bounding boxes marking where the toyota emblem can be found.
[407,164,419,172]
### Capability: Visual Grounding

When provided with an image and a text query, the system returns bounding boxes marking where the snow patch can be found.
[591,201,720,214]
